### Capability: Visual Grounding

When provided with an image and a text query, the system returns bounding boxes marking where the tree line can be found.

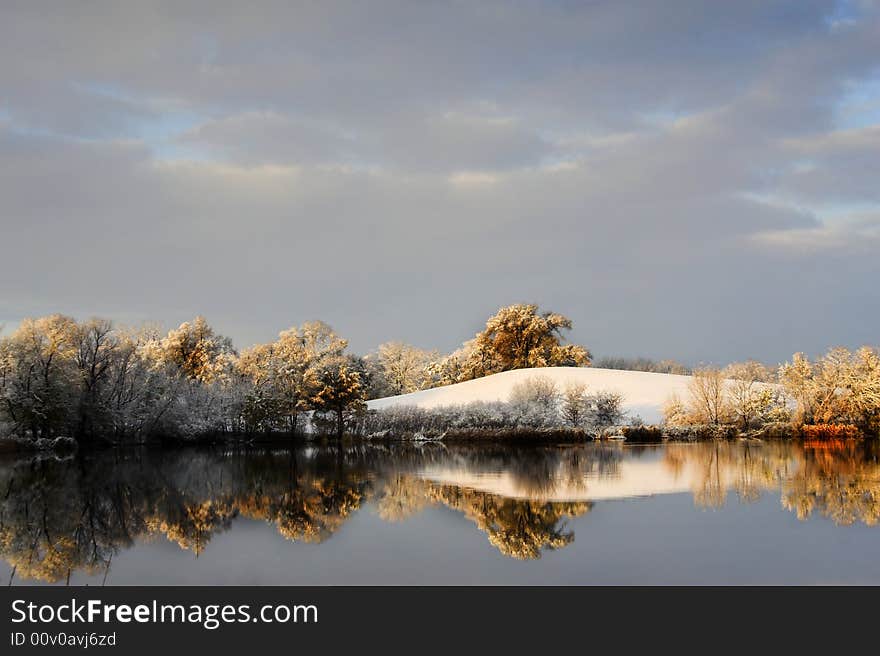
[665,348,880,436]
[3,301,876,444]
[0,304,590,443]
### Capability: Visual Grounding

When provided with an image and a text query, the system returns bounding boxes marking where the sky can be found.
[1,1,878,365]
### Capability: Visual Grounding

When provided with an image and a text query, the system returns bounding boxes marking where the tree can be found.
[102,325,177,440]
[586,390,623,427]
[477,304,590,371]
[0,315,79,438]
[779,352,818,424]
[595,356,690,374]
[372,341,437,396]
[688,367,728,425]
[236,342,286,432]
[812,347,853,424]
[561,383,588,427]
[237,321,348,433]
[307,355,366,440]
[275,321,348,429]
[158,317,235,384]
[663,394,690,427]
[782,347,880,431]
[509,376,560,409]
[447,304,590,382]
[722,360,781,429]
[845,347,880,431]
[73,318,119,439]
[507,376,560,427]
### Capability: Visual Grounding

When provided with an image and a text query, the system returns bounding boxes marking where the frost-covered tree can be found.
[237,321,349,433]
[780,347,880,431]
[370,341,438,397]
[561,383,588,427]
[662,394,690,427]
[779,352,817,424]
[0,315,79,438]
[72,318,121,439]
[275,320,348,424]
[449,304,590,382]
[845,347,880,431]
[585,391,624,427]
[722,361,785,429]
[425,338,489,387]
[236,342,286,432]
[687,367,729,426]
[101,325,180,439]
[508,376,560,427]
[307,354,366,440]
[158,316,235,384]
[594,356,690,374]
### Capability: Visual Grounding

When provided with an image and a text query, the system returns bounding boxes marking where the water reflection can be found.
[1,440,878,582]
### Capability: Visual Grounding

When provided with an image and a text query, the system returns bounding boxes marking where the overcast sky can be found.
[1,1,878,364]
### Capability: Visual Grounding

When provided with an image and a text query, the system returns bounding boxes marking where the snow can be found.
[416,459,696,502]
[368,366,696,424]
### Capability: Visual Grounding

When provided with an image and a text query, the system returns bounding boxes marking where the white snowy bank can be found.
[368,366,695,425]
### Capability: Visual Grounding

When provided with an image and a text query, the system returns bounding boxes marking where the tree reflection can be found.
[424,483,591,559]
[781,442,880,526]
[0,448,372,582]
[3,440,880,582]
[663,440,880,526]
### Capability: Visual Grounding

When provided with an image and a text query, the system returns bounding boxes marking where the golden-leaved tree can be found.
[306,354,366,440]
[429,304,591,384]
[158,316,235,384]
[780,347,880,431]
[238,320,349,432]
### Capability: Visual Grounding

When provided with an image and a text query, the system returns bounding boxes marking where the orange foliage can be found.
[800,424,862,441]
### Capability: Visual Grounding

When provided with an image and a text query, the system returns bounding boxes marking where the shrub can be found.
[508,376,559,409]
[587,391,623,427]
[747,421,799,440]
[662,424,738,440]
[621,425,664,443]
[800,424,862,440]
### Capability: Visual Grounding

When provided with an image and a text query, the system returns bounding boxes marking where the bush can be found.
[588,391,623,427]
[662,424,738,440]
[747,421,799,440]
[621,425,664,443]
[800,424,862,440]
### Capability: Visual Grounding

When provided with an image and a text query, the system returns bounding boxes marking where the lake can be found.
[2,440,879,585]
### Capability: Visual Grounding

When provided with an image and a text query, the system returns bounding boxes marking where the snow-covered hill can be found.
[368,366,695,424]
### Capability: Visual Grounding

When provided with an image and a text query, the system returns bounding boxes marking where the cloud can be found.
[775,126,880,204]
[178,111,358,165]
[179,108,550,172]
[0,1,879,363]
[752,211,880,252]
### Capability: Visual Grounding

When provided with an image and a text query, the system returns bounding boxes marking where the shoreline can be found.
[1,422,875,456]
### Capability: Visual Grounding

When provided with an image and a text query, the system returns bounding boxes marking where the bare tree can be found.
[509,376,559,410]
[723,360,773,429]
[688,367,728,425]
[561,383,588,427]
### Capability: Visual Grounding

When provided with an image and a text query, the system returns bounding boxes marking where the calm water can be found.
[2,440,880,585]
